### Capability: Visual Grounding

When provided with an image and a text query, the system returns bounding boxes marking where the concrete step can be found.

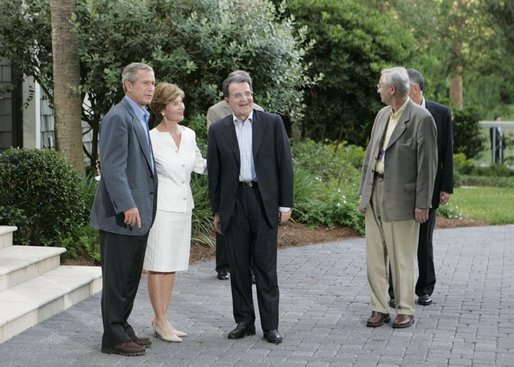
[0,265,102,343]
[0,226,16,249]
[0,245,66,292]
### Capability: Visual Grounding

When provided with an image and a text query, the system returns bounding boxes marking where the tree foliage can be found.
[0,0,316,164]
[284,0,416,145]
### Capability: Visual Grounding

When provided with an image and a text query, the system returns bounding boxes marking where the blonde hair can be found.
[149,83,185,121]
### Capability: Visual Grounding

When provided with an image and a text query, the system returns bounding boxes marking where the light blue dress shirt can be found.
[233,112,256,182]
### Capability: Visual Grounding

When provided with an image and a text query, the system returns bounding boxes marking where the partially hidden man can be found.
[359,66,437,329]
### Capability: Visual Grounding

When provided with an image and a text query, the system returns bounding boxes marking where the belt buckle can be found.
[242,181,253,188]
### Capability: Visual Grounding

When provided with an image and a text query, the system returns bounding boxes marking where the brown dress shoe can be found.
[101,341,146,356]
[130,335,152,347]
[392,314,414,328]
[366,311,390,327]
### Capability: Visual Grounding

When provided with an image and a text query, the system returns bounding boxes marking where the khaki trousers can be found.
[365,177,419,315]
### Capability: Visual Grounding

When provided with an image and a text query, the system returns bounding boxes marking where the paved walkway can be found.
[1,225,513,367]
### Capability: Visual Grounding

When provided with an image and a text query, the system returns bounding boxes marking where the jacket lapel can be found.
[252,111,265,159]
[122,99,154,173]
[220,117,241,166]
[385,102,411,150]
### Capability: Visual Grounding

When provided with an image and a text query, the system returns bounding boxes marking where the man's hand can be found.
[414,208,429,223]
[213,213,222,234]
[279,209,292,224]
[440,191,450,205]
[124,207,141,228]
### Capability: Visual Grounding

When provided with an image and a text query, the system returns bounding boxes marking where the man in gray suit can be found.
[90,62,157,356]
[359,66,437,329]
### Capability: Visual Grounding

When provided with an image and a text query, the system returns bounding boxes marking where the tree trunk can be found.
[449,65,464,110]
[51,0,84,176]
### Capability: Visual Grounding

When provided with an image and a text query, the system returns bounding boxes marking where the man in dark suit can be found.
[207,72,294,344]
[90,62,157,356]
[206,71,264,281]
[359,67,437,329]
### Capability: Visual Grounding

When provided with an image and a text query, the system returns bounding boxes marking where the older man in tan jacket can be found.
[359,66,437,329]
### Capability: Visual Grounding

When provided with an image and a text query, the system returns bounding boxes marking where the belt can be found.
[239,181,258,189]
[374,171,384,179]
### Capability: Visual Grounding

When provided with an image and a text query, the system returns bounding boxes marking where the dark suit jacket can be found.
[207,109,294,233]
[425,100,453,209]
[90,97,157,236]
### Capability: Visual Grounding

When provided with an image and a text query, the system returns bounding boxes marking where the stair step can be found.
[0,246,66,292]
[0,226,16,249]
[0,265,102,343]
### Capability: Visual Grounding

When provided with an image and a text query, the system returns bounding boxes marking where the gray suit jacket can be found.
[359,99,437,221]
[90,97,157,236]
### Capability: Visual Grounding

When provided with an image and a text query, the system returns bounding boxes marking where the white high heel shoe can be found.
[168,321,187,337]
[152,320,182,343]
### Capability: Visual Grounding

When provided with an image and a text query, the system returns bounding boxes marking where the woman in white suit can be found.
[144,83,206,342]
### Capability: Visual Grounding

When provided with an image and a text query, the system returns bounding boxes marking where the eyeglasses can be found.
[376,83,388,89]
[231,91,254,100]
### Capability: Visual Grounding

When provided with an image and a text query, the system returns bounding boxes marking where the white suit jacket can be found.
[150,126,206,213]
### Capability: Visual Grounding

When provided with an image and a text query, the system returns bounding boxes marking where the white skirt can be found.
[144,209,192,272]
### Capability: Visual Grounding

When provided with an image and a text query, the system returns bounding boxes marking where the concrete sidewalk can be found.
[1,225,513,366]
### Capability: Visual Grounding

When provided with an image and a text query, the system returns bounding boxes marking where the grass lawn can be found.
[450,186,514,224]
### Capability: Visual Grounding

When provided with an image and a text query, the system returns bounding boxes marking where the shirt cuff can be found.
[279,207,291,213]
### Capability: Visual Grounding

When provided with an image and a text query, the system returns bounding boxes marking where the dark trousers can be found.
[100,230,148,346]
[224,186,279,330]
[388,208,437,299]
[215,232,230,273]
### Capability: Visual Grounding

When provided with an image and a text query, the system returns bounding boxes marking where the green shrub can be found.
[292,140,364,233]
[0,148,87,246]
[452,107,484,160]
[437,203,463,220]
[190,174,215,247]
[60,225,100,264]
[458,175,514,188]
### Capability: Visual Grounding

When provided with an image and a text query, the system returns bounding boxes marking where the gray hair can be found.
[222,70,253,97]
[122,62,154,92]
[407,68,425,91]
[381,67,410,97]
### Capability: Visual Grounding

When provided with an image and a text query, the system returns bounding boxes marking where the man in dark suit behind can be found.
[409,69,454,305]
[207,72,294,344]
[90,62,157,356]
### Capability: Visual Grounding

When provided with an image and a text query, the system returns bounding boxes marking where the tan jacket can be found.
[359,100,437,221]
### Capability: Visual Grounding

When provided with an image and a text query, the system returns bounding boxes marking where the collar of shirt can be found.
[124,95,150,127]
[232,110,254,126]
[420,96,426,109]
[390,96,410,119]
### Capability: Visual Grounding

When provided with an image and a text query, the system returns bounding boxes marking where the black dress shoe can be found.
[101,341,146,356]
[228,322,256,339]
[388,298,395,308]
[418,294,433,306]
[130,335,152,347]
[263,329,282,344]
[217,271,229,280]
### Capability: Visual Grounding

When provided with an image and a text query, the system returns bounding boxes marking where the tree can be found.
[0,0,315,166]
[284,0,415,145]
[51,0,84,176]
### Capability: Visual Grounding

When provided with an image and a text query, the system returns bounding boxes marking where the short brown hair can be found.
[149,83,185,122]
